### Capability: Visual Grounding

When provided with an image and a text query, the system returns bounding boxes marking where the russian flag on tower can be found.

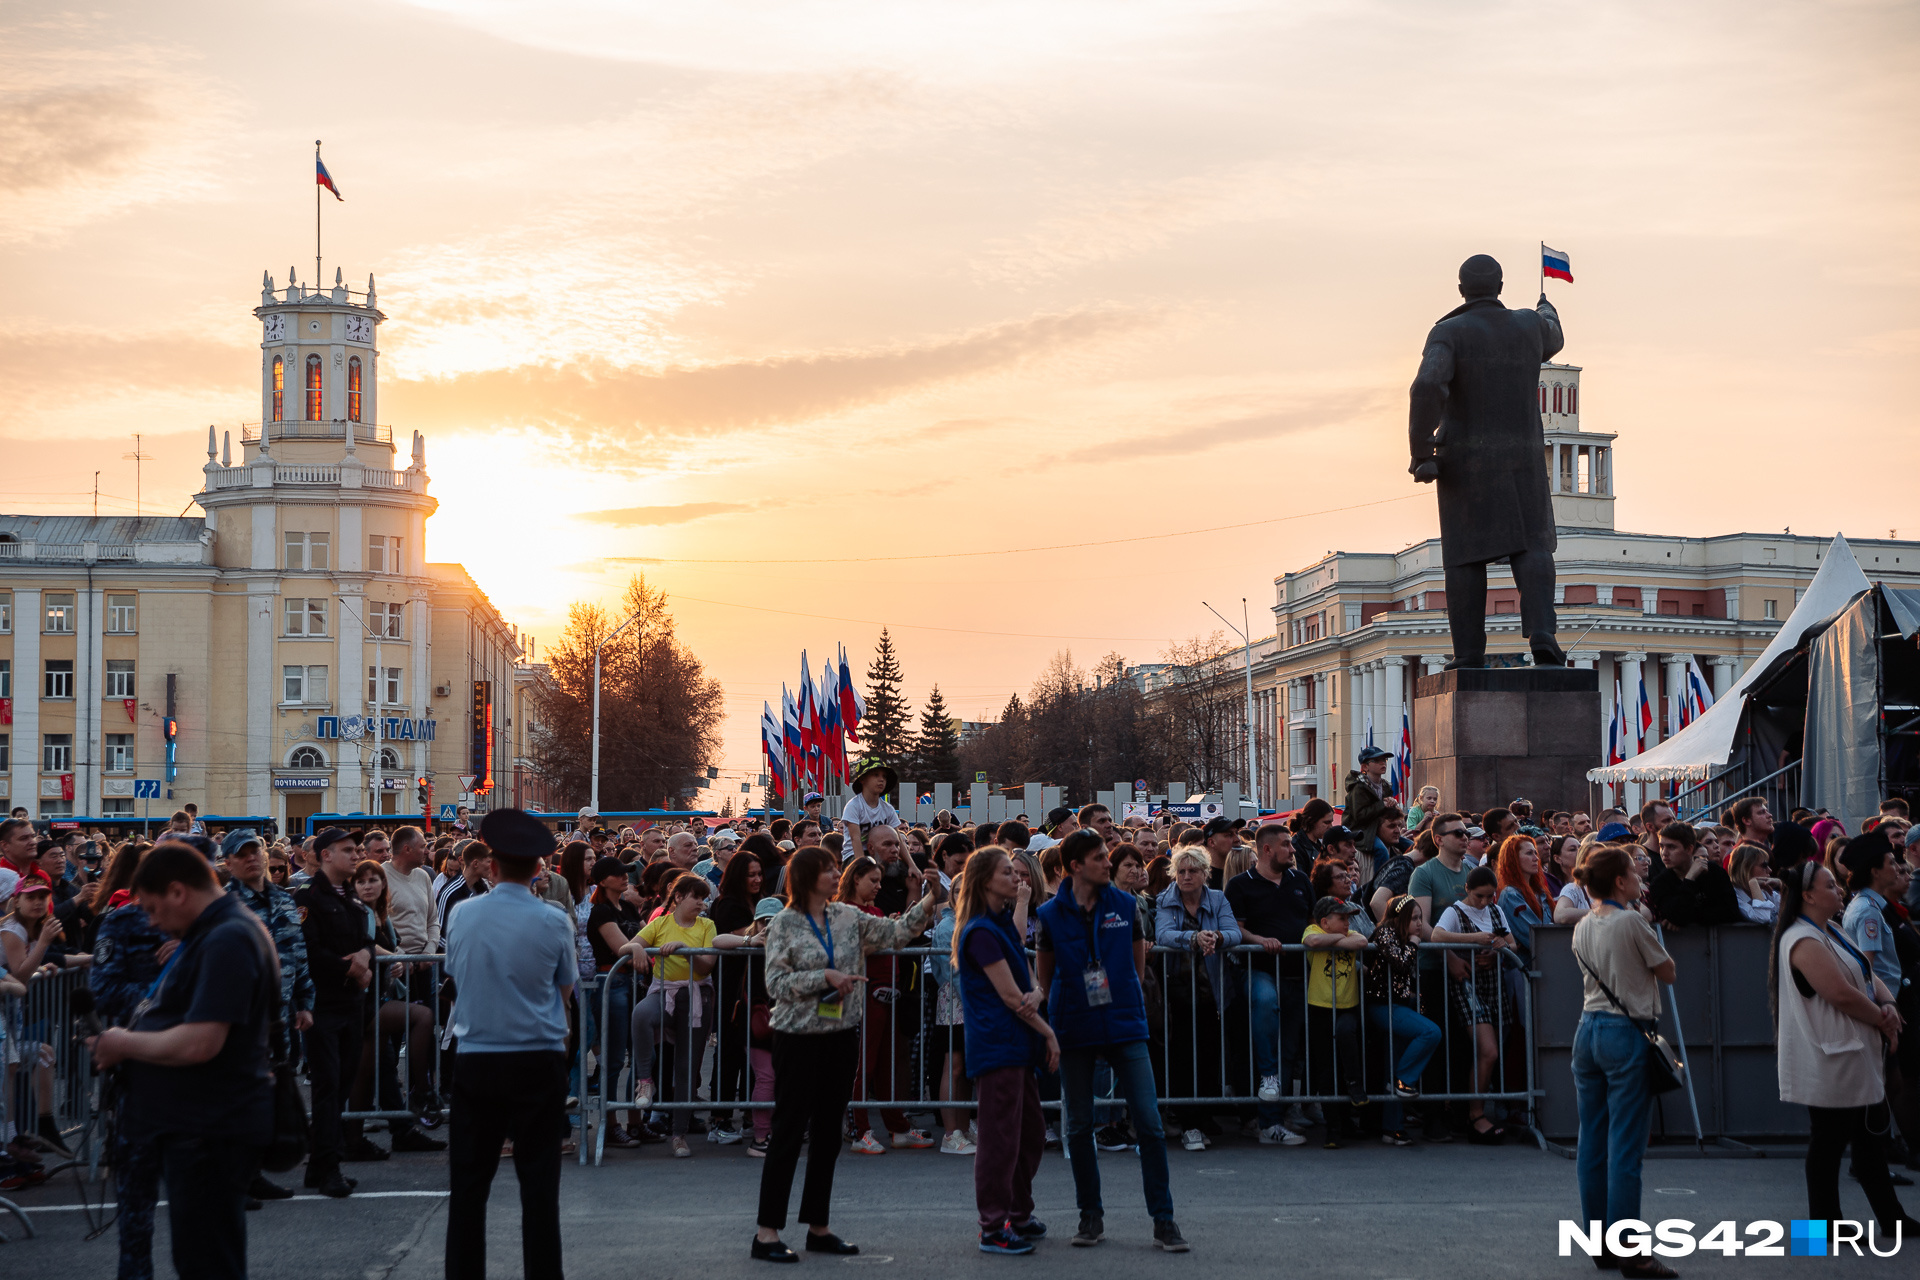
[317,155,343,201]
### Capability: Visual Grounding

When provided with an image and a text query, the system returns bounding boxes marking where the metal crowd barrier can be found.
[2,967,94,1148]
[581,938,1538,1164]
[342,952,448,1124]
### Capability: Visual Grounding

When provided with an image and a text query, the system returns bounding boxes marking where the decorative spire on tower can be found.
[206,424,217,459]
[222,431,232,468]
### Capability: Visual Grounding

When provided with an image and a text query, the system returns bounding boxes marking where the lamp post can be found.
[1203,597,1260,812]
[591,611,644,812]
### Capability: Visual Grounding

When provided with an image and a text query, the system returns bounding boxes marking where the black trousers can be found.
[1443,548,1560,662]
[1807,1101,1908,1230]
[307,1008,363,1174]
[158,1134,260,1280]
[446,1050,568,1280]
[757,1029,860,1231]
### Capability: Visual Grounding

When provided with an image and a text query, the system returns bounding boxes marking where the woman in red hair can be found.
[1493,834,1552,965]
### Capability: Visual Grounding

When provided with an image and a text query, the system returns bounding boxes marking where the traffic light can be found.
[417,776,430,808]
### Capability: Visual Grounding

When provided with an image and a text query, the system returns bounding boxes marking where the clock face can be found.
[344,315,373,343]
[263,313,286,342]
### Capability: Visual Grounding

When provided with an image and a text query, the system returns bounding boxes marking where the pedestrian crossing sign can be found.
[438,804,457,820]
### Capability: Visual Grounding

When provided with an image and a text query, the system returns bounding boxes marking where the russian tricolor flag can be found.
[1542,244,1572,283]
[317,156,343,201]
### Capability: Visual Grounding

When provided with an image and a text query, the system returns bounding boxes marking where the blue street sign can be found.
[438,805,457,820]
[133,779,162,798]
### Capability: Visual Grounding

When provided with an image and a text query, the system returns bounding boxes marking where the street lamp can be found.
[1203,597,1259,812]
[591,610,644,812]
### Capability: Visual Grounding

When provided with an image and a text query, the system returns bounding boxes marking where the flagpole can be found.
[315,140,323,288]
[1539,240,1544,299]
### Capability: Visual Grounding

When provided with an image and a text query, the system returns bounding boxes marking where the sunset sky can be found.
[4,0,1916,787]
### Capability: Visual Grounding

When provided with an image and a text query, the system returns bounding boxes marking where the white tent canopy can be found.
[1586,534,1871,784]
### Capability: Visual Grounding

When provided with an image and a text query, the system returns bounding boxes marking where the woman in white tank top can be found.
[1770,857,1914,1235]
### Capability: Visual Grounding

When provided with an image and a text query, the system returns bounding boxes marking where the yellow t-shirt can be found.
[1301,924,1360,1009]
[638,913,717,983]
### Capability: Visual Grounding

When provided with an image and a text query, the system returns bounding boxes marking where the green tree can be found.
[912,684,962,787]
[861,628,914,766]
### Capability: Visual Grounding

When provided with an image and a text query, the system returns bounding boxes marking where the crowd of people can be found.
[3,763,1919,1269]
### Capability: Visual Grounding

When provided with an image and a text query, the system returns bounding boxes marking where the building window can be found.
[102,799,134,818]
[106,593,136,632]
[1538,385,1546,413]
[1553,384,1563,413]
[367,535,402,575]
[1303,728,1317,767]
[285,597,328,636]
[272,355,284,420]
[0,659,9,698]
[44,660,74,699]
[375,747,402,773]
[43,733,72,772]
[347,356,362,422]
[1763,598,1778,620]
[285,531,331,571]
[367,601,403,638]
[283,665,329,703]
[368,665,402,706]
[40,800,73,819]
[105,733,133,772]
[305,353,323,420]
[105,660,135,698]
[1344,605,1362,632]
[44,592,75,633]
[1568,386,1577,414]
[289,745,326,770]
[0,592,10,632]
[0,734,8,771]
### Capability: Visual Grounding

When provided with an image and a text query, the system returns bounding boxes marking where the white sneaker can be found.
[1257,1075,1283,1103]
[1180,1128,1206,1152]
[940,1130,977,1156]
[891,1129,935,1149]
[707,1127,744,1145]
[635,1080,656,1109]
[851,1132,887,1155]
[1258,1123,1307,1147]
[1043,1126,1060,1148]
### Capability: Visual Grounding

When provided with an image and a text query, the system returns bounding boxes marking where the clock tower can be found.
[253,266,384,458]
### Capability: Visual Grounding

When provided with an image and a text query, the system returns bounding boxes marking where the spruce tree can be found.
[861,628,913,767]
[913,684,962,787]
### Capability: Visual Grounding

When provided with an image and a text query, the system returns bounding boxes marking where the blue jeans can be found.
[598,970,634,1117]
[1572,1012,1655,1230]
[1247,968,1303,1125]
[1060,1040,1174,1224]
[1366,1002,1441,1131]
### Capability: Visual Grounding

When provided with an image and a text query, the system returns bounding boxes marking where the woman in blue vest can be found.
[955,847,1059,1255]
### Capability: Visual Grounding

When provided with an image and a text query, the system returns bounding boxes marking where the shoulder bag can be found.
[1574,947,1686,1096]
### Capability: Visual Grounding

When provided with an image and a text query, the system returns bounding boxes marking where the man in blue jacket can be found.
[1035,830,1186,1252]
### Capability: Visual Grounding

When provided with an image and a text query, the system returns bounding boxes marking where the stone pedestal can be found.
[1412,667,1601,814]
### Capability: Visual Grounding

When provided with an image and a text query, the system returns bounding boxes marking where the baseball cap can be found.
[1595,822,1633,843]
[1465,825,1486,840]
[590,856,629,883]
[1357,745,1392,764]
[1509,796,1533,810]
[1044,806,1076,834]
[220,829,264,861]
[313,826,355,854]
[753,896,784,921]
[803,792,824,806]
[711,828,739,846]
[1322,824,1358,846]
[1201,817,1237,839]
[1312,895,1362,919]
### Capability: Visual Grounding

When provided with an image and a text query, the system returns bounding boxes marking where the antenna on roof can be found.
[124,433,153,517]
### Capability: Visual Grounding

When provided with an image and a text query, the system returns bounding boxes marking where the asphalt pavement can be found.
[0,1128,1901,1277]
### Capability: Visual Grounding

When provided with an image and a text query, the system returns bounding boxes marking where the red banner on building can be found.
[124,698,137,723]
[0,696,11,725]
[61,773,74,801]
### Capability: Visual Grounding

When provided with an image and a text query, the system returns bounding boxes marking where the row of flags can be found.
[1605,655,1716,766]
[1363,708,1415,805]
[759,645,864,800]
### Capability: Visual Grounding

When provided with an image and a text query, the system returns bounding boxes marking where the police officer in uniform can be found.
[91,838,176,1280]
[223,828,313,1203]
[87,841,279,1280]
[294,827,373,1198]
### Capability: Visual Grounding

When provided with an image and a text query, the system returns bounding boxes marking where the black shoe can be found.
[1393,1079,1420,1099]
[34,1116,72,1157]
[390,1125,448,1153]
[344,1136,390,1162]
[245,1195,262,1211]
[303,1166,357,1190]
[1443,656,1486,671]
[1347,1083,1368,1108]
[805,1232,859,1255]
[249,1174,294,1200]
[1011,1217,1046,1240]
[1153,1220,1189,1253]
[1072,1212,1104,1247]
[751,1237,799,1264]
[314,1170,354,1199]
